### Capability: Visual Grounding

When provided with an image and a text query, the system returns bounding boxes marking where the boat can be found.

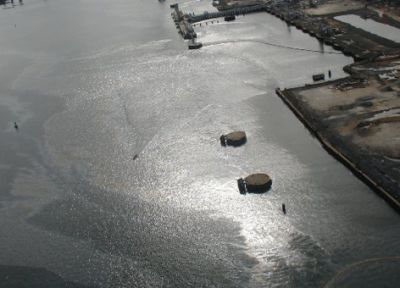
[312,73,325,81]
[224,15,235,21]
[188,40,202,49]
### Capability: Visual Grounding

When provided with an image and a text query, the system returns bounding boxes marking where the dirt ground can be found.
[305,0,364,16]
[298,76,400,158]
[215,0,268,10]
[268,0,400,205]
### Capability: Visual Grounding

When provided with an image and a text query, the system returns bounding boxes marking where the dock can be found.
[187,4,267,23]
[171,4,197,40]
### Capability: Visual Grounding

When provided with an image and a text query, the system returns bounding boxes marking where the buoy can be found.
[14,122,18,130]
[282,203,286,214]
[133,154,138,160]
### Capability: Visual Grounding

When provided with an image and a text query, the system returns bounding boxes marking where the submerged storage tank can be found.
[237,173,272,194]
[220,131,247,147]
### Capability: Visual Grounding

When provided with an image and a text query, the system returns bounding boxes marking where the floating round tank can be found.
[237,173,272,194]
[220,131,247,147]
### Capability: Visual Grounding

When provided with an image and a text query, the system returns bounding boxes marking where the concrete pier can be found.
[171,4,197,40]
[187,4,266,23]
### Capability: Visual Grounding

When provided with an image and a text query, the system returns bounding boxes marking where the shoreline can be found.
[264,0,400,210]
[276,86,400,211]
[265,3,400,61]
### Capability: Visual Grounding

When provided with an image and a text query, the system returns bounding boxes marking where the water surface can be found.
[0,0,399,287]
[336,14,400,43]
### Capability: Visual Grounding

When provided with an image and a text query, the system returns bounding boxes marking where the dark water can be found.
[0,0,399,287]
[336,14,400,43]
